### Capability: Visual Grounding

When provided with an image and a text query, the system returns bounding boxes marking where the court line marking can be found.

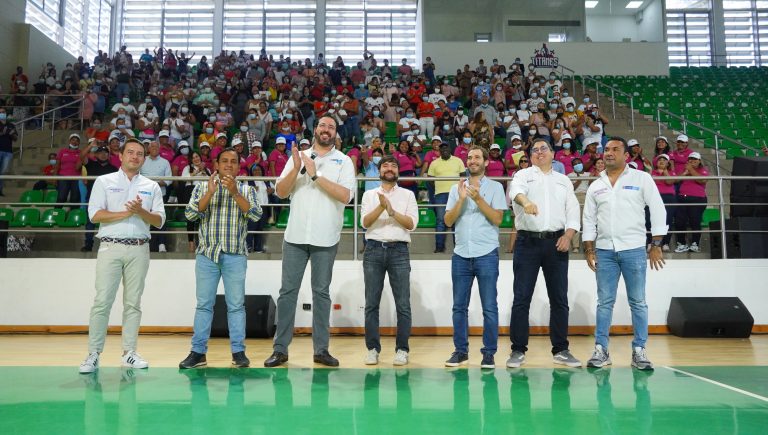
[663,366,768,403]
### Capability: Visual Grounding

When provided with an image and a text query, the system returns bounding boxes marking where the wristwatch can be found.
[651,239,662,248]
[311,171,322,182]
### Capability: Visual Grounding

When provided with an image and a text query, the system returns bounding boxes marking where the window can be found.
[163,0,215,61]
[121,0,163,58]
[326,1,365,64]
[26,0,112,59]
[25,2,61,43]
[666,11,713,66]
[223,0,265,54]
[475,33,492,43]
[724,9,757,66]
[62,0,85,57]
[549,33,567,42]
[85,0,113,62]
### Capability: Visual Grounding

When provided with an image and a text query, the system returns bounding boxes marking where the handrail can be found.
[578,75,635,131]
[555,64,577,97]
[13,97,85,160]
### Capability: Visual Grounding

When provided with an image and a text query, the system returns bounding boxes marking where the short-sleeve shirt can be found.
[57,147,82,176]
[268,150,289,177]
[427,156,466,195]
[446,177,507,258]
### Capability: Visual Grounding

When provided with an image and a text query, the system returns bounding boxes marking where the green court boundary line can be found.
[663,366,768,403]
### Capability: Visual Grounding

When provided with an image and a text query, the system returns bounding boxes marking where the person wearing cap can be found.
[54,134,84,209]
[199,142,213,171]
[651,153,676,251]
[567,157,591,253]
[81,146,118,252]
[674,151,708,254]
[264,115,357,368]
[627,139,652,172]
[507,138,582,369]
[360,155,419,366]
[581,136,602,172]
[442,145,506,369]
[582,137,667,371]
[78,138,166,375]
[171,141,191,178]
[157,131,175,162]
[211,133,228,161]
[197,122,217,148]
[140,141,173,252]
[554,133,580,174]
[669,134,693,170]
[652,136,672,169]
[179,150,211,253]
[179,147,263,370]
[487,144,506,178]
[245,141,267,174]
[298,137,312,151]
[427,142,466,253]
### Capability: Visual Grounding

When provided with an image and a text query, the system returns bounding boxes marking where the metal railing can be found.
[578,75,635,131]
[2,174,767,260]
[555,64,577,97]
[11,97,85,160]
[673,54,768,68]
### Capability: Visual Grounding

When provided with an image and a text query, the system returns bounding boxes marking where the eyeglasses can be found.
[519,160,529,163]
[531,147,550,154]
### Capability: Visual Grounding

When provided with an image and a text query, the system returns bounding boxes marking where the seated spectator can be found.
[210,133,228,160]
[554,133,580,174]
[455,130,473,164]
[567,157,590,253]
[390,140,421,196]
[627,139,652,172]
[487,144,506,178]
[581,137,602,173]
[652,153,676,252]
[675,151,708,254]
[246,163,272,253]
[180,150,211,252]
[32,153,59,191]
[361,145,384,192]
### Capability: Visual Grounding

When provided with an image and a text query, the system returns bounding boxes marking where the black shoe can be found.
[445,351,469,367]
[264,351,289,367]
[434,247,445,253]
[81,246,92,252]
[179,351,207,369]
[480,354,495,369]
[313,350,340,367]
[232,351,250,368]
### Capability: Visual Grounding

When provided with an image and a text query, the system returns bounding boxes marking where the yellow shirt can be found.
[427,156,465,195]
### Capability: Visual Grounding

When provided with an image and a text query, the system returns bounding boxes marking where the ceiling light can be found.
[626,1,644,8]
[585,1,599,8]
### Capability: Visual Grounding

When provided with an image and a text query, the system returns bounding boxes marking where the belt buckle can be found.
[381,241,391,249]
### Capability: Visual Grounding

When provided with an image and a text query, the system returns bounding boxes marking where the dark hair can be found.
[531,138,552,151]
[377,155,399,170]
[606,136,629,154]
[318,114,338,130]
[120,138,146,154]
[654,139,671,156]
[371,147,384,156]
[216,147,239,162]
[468,145,489,161]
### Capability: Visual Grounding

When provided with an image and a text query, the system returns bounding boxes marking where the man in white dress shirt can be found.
[360,155,418,366]
[264,115,357,368]
[79,139,166,374]
[582,137,667,371]
[507,139,582,369]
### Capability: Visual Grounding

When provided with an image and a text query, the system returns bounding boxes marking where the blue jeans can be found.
[595,247,649,350]
[363,241,412,353]
[191,253,247,354]
[115,83,130,100]
[0,151,12,194]
[434,192,450,251]
[451,249,499,355]
[510,235,570,354]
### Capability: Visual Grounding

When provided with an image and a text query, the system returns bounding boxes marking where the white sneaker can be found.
[662,244,670,252]
[393,349,409,366]
[121,350,149,369]
[364,349,379,365]
[674,243,689,253]
[689,242,700,253]
[158,244,167,253]
[79,352,99,374]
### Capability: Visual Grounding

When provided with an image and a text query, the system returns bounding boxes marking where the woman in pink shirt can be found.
[674,152,708,253]
[487,145,506,178]
[390,140,421,195]
[554,136,580,174]
[651,154,677,251]
[55,134,84,209]
[346,144,362,174]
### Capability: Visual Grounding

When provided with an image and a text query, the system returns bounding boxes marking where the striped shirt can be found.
[185,180,262,262]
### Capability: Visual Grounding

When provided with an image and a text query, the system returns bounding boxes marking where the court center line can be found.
[663,366,768,403]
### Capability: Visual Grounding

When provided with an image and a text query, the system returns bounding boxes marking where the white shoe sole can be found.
[79,366,97,374]
[364,360,379,365]
[393,360,408,366]
[122,362,149,369]
[553,358,583,368]
[480,364,495,369]
[444,360,468,367]
[506,357,525,368]
[587,359,612,368]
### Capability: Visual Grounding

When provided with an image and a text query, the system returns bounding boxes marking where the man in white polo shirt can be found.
[79,139,165,374]
[264,115,357,368]
[360,155,418,366]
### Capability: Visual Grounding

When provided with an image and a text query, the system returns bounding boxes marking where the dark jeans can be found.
[150,221,168,251]
[363,240,412,353]
[452,249,499,355]
[676,195,706,245]
[660,193,677,246]
[510,234,570,355]
[57,180,80,210]
[434,192,450,250]
[84,218,96,249]
[247,209,270,252]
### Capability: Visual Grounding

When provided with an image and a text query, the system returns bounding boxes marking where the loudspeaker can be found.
[730,156,768,217]
[211,295,276,338]
[667,297,754,338]
[709,218,768,259]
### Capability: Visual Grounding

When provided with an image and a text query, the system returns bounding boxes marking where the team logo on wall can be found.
[531,43,559,68]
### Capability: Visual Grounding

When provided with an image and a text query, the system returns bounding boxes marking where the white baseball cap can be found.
[561,132,572,140]
[431,135,442,142]
[199,141,211,148]
[677,134,689,142]
[628,139,639,147]
[250,141,262,149]
[490,144,501,150]
[69,133,81,140]
[656,136,669,143]
[583,137,600,146]
[275,137,287,144]
[657,153,670,161]
[628,161,638,169]
[231,137,242,146]
[177,140,189,148]
[158,130,170,137]
[511,134,522,141]
[216,132,228,139]
[688,151,701,160]
[299,138,310,145]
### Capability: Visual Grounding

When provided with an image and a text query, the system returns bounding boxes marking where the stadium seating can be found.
[59,209,88,227]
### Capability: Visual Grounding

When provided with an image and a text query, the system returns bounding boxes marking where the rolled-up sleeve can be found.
[360,189,375,230]
[644,172,668,237]
[405,190,419,231]
[564,182,581,232]
[339,157,358,203]
[581,184,598,242]
[150,182,166,228]
[185,183,205,222]
[508,169,529,204]
[244,185,263,222]
[87,177,106,220]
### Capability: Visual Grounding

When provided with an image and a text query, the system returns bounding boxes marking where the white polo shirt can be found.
[88,169,166,239]
[279,147,357,247]
[582,165,668,251]
[509,165,580,233]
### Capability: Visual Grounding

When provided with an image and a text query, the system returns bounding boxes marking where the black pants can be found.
[56,180,80,210]
[676,195,706,245]
[510,234,570,355]
[660,193,677,246]
[247,208,270,252]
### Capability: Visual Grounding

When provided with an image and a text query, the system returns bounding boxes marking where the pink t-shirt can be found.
[109,153,121,170]
[652,168,676,195]
[627,155,647,172]
[211,146,224,161]
[171,155,189,173]
[347,147,362,171]
[679,165,708,197]
[486,158,505,177]
[555,150,581,175]
[422,150,440,171]
[392,151,416,173]
[57,148,81,176]
[268,149,288,177]
[669,148,693,168]
[159,146,175,162]
[454,144,470,164]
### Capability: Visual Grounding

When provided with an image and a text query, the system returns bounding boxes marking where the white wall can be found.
[638,0,665,42]
[586,16,639,42]
[17,24,77,77]
[423,41,670,76]
[0,0,26,92]
[1,259,766,328]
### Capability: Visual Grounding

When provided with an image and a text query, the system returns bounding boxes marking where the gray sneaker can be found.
[631,347,654,371]
[587,344,612,368]
[553,350,582,368]
[506,351,526,368]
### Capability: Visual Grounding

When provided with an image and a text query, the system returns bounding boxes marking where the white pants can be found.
[419,117,435,139]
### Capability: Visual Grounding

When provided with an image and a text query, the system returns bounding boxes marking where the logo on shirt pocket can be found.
[623,186,640,191]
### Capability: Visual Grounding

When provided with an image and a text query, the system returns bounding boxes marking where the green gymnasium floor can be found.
[1,366,767,434]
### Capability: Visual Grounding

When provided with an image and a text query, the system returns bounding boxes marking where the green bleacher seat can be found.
[44,190,58,204]
[500,210,514,229]
[19,190,44,205]
[167,208,188,228]
[32,208,67,227]
[275,209,290,229]
[10,208,40,227]
[701,208,721,227]
[59,209,88,227]
[0,208,13,222]
[418,207,436,228]
[343,208,355,229]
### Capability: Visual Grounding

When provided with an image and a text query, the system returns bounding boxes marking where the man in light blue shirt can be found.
[443,146,507,369]
[139,141,172,252]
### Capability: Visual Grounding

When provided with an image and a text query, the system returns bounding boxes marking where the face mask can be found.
[584,97,590,103]
[563,142,571,150]
[123,98,130,104]
[359,83,365,89]
[0,114,6,121]
[529,129,537,135]
[248,113,256,119]
[219,107,226,112]
[563,92,569,97]
[69,143,79,149]
[443,80,448,84]
[422,96,428,101]
[573,163,584,172]
[331,89,337,95]
[341,80,347,85]
[116,124,125,129]
[240,126,248,132]
[204,88,212,93]
[49,159,57,165]
[208,116,216,122]
[549,103,558,110]
[181,107,189,114]
[406,112,414,118]
[55,84,62,89]
[180,148,189,155]
[206,127,214,134]
[520,103,528,110]
[462,137,472,144]
[323,97,329,102]
[443,124,450,131]
[373,110,380,117]
[457,110,464,116]
[286,113,294,120]
[372,156,382,164]
[566,106,574,112]
[145,98,151,103]
[282,126,290,131]
[530,92,538,98]
[549,75,556,80]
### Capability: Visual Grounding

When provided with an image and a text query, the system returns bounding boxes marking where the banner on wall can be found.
[531,43,559,69]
